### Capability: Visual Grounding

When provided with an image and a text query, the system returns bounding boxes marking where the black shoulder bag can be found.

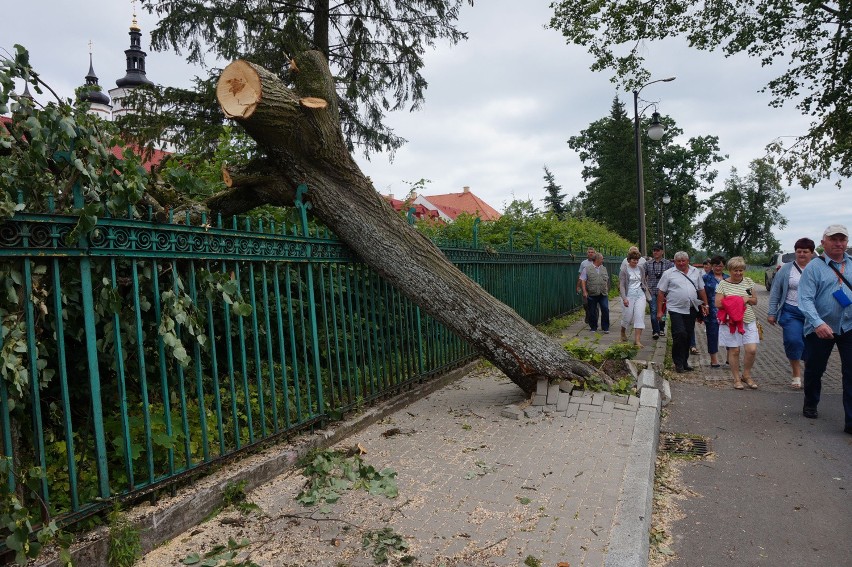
[676,270,705,321]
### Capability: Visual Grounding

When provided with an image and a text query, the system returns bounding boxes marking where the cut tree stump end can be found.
[299,97,328,109]
[217,60,262,119]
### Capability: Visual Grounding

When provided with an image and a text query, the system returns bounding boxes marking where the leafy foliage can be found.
[135,0,473,157]
[417,198,634,255]
[182,537,258,567]
[221,480,260,515]
[107,505,142,567]
[0,46,147,225]
[698,159,788,257]
[549,1,852,189]
[0,459,71,566]
[361,527,413,565]
[296,449,398,509]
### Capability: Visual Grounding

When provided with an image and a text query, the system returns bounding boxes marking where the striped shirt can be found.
[717,277,757,323]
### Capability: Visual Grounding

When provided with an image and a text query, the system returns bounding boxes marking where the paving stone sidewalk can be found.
[685,285,843,392]
[133,297,665,567]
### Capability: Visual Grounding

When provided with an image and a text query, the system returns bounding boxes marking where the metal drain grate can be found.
[660,432,711,457]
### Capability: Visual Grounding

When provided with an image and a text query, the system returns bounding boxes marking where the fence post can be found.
[295,185,325,417]
[72,182,111,498]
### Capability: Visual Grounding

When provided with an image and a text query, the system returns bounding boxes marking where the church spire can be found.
[81,51,111,106]
[115,1,153,88]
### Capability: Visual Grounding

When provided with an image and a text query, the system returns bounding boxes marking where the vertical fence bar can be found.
[246,259,266,438]
[150,258,175,474]
[326,265,345,408]
[187,260,210,462]
[131,260,155,484]
[335,266,353,405]
[284,266,303,423]
[203,260,226,456]
[260,263,279,432]
[108,258,134,489]
[232,260,254,443]
[346,267,364,403]
[272,263,292,430]
[74,186,111,499]
[220,260,240,450]
[50,257,78,509]
[21,253,49,502]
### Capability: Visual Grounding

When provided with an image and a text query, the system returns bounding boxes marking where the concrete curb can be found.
[38,361,479,567]
[605,375,662,567]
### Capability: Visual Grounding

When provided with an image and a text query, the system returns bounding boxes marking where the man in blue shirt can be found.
[798,224,852,434]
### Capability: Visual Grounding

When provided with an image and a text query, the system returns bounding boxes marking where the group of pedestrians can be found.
[575,224,852,435]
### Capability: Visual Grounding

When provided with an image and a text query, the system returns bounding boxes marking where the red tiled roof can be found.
[110,144,170,172]
[423,190,501,221]
[384,196,441,221]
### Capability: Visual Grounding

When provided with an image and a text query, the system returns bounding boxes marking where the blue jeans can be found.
[649,293,662,334]
[587,294,610,331]
[803,331,852,429]
[704,310,720,355]
[778,303,806,360]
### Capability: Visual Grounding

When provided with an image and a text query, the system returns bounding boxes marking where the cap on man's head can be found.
[823,224,849,238]
[652,243,663,251]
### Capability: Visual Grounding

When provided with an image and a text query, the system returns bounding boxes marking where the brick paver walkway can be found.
[690,286,842,392]
[138,298,661,567]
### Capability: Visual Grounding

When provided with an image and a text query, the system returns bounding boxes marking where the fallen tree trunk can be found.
[212,51,601,395]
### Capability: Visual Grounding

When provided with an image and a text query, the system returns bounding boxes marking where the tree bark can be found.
[213,51,600,395]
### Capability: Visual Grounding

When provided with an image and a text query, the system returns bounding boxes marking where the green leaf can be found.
[182,552,201,564]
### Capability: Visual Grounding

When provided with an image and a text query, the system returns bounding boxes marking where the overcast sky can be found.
[6,1,850,252]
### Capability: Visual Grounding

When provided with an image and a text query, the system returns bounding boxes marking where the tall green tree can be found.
[132,0,473,155]
[541,165,566,218]
[568,98,724,249]
[548,1,852,190]
[568,97,636,239]
[698,159,788,258]
[646,123,726,254]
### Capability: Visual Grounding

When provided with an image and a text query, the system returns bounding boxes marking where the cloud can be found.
[6,0,850,249]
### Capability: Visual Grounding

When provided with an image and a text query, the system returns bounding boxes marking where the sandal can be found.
[790,377,802,389]
[733,380,745,390]
[690,347,699,355]
[744,378,758,389]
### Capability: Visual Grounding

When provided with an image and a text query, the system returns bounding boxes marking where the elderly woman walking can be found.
[703,255,727,367]
[716,256,760,389]
[767,238,815,389]
[619,250,651,347]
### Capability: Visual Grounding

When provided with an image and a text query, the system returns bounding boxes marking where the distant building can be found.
[423,186,501,221]
[5,9,167,172]
[384,186,501,223]
[77,10,154,122]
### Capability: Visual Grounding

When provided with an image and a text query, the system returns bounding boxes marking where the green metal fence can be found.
[0,187,616,535]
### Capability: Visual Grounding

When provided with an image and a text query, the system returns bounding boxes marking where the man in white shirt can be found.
[657,251,709,373]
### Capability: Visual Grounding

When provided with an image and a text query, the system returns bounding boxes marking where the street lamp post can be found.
[661,193,671,255]
[633,77,675,256]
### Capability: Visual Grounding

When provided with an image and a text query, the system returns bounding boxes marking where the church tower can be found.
[108,7,153,119]
[78,48,112,118]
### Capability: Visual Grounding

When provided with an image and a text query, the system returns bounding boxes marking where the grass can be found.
[745,268,765,285]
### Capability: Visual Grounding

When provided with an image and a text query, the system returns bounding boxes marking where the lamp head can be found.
[647,112,665,141]
[662,194,671,205]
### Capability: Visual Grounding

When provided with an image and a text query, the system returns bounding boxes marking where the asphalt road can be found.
[661,285,852,567]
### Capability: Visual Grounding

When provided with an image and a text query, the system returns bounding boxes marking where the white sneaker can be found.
[659,329,666,337]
